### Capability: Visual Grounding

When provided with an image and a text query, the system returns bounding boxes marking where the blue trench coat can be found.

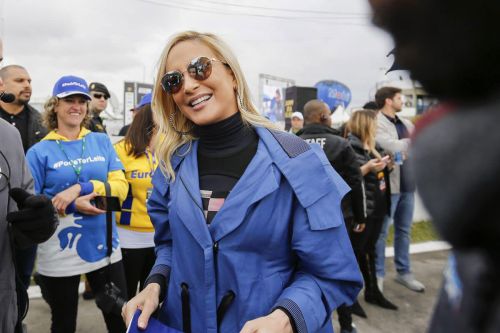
[147,127,363,333]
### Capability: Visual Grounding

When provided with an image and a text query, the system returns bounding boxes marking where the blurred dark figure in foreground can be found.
[368,0,500,332]
[0,38,58,333]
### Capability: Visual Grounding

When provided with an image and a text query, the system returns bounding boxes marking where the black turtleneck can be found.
[194,112,258,224]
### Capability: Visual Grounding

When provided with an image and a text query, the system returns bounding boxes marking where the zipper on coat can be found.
[213,241,219,303]
[213,241,219,255]
[213,242,236,329]
[181,283,191,333]
[179,175,236,330]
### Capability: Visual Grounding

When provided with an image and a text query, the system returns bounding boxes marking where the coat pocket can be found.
[305,190,345,230]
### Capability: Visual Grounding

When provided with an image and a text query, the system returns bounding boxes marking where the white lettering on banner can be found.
[304,137,327,148]
[53,156,106,169]
[61,82,86,89]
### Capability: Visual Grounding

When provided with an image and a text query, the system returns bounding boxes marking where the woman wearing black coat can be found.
[346,109,397,311]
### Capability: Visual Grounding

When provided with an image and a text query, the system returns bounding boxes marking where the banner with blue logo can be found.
[315,80,352,111]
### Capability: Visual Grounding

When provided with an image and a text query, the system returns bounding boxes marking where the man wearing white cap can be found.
[289,111,304,134]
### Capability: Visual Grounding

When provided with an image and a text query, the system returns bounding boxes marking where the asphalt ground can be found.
[24,250,447,333]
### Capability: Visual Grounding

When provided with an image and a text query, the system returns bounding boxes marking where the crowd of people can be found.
[0,31,422,333]
[293,88,422,333]
[1,0,498,331]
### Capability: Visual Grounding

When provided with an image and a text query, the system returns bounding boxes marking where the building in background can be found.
[123,81,153,126]
[259,74,294,128]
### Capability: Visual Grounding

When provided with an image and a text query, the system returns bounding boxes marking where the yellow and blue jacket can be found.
[114,140,158,232]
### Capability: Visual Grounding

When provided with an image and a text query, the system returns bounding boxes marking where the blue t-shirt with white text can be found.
[26,131,124,276]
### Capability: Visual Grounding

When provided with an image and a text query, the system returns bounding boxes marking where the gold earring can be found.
[236,91,246,112]
[169,109,193,136]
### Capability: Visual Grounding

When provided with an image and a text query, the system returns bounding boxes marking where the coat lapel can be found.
[209,140,279,241]
[175,141,213,249]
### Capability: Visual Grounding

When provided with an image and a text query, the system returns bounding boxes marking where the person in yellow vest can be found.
[114,95,158,299]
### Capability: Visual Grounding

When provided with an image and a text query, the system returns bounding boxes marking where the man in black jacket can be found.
[299,99,365,333]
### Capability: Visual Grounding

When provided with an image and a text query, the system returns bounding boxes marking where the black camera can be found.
[95,281,126,316]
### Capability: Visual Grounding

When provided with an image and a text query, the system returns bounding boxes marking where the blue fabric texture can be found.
[65,201,76,214]
[268,129,311,158]
[78,181,94,195]
[128,309,182,333]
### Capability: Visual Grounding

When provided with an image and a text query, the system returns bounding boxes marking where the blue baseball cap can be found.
[52,75,92,100]
[134,93,152,110]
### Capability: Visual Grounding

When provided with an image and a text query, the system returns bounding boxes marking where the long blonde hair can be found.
[347,109,381,159]
[152,31,278,180]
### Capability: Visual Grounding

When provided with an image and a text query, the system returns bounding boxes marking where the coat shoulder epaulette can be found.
[262,128,350,230]
[268,129,310,158]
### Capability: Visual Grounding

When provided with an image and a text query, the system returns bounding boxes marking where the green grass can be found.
[386,220,439,246]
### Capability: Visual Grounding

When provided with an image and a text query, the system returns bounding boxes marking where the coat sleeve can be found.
[89,170,128,201]
[21,157,35,195]
[376,115,411,154]
[273,169,364,332]
[26,147,45,195]
[144,169,173,298]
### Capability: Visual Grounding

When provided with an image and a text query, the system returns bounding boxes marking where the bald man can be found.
[0,65,47,152]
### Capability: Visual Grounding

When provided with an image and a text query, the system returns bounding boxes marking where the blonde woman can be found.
[346,110,397,311]
[26,76,128,333]
[123,31,362,333]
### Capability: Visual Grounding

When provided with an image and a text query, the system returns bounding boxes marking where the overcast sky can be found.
[0,0,395,111]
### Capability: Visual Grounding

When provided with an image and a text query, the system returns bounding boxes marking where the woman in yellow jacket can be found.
[114,95,158,299]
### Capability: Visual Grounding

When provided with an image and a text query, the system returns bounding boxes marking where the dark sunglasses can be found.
[161,56,228,94]
[92,93,109,100]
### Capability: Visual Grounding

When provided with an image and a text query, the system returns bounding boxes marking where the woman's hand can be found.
[52,184,81,215]
[122,283,161,329]
[385,155,395,170]
[240,309,293,333]
[361,158,385,175]
[75,192,105,215]
[370,158,386,172]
